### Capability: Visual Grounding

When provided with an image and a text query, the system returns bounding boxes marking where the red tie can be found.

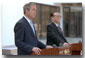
[57,26,61,32]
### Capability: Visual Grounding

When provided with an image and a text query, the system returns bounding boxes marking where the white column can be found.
[60,6,64,31]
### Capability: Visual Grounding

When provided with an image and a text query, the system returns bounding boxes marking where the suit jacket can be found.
[14,17,46,55]
[46,22,68,47]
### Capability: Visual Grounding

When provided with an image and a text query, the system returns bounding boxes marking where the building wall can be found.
[34,3,82,38]
[55,3,82,37]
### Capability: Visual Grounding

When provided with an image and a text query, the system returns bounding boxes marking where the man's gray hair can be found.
[23,2,36,14]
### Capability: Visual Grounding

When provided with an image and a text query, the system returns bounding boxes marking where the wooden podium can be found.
[71,43,82,55]
[31,43,82,55]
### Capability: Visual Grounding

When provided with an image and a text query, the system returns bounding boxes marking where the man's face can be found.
[52,12,61,24]
[27,5,37,19]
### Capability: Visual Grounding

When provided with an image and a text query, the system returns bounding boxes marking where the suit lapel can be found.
[22,17,36,37]
[33,22,37,38]
[52,22,59,32]
[51,22,64,36]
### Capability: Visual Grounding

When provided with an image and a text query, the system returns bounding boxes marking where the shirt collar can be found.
[54,22,59,27]
[24,15,32,24]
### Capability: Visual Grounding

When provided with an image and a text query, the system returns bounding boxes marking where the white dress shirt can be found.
[24,15,35,34]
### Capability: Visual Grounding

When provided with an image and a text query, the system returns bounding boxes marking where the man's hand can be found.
[46,45,53,49]
[63,42,70,47]
[32,47,41,55]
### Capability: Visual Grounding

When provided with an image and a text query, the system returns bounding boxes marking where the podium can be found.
[31,43,82,55]
[71,43,82,55]
[32,46,71,55]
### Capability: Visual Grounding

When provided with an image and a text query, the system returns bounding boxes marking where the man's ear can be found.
[25,9,28,12]
[51,16,54,20]
[26,9,30,12]
[51,16,53,19]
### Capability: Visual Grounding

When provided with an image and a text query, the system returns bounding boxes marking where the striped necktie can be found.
[57,26,61,32]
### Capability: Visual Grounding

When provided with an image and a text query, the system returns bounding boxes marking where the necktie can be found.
[57,26,61,32]
[30,21,35,35]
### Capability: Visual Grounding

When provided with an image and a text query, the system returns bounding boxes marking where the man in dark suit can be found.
[14,2,53,55]
[47,12,69,47]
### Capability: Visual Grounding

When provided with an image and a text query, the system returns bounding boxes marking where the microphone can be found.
[79,40,82,43]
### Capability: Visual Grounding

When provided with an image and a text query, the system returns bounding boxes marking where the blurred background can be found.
[33,3,82,38]
[1,1,82,55]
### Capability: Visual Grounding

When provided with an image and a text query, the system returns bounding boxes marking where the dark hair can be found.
[50,12,54,17]
[50,12,60,17]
